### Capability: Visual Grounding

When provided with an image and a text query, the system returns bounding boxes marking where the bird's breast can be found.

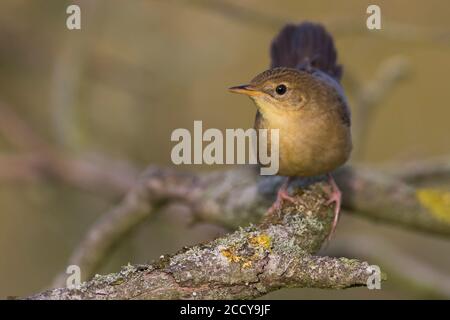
[256,108,352,177]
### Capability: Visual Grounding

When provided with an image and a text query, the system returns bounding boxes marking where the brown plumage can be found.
[229,22,352,238]
[250,67,351,177]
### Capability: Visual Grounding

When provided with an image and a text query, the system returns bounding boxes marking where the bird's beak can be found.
[228,84,263,97]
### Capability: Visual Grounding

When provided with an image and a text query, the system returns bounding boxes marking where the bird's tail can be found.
[270,22,342,81]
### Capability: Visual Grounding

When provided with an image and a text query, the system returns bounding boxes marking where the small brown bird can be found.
[229,22,352,237]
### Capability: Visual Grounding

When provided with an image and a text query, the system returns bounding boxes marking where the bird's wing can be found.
[313,69,351,126]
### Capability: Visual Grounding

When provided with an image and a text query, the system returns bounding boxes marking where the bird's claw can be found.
[324,175,342,241]
[267,186,296,216]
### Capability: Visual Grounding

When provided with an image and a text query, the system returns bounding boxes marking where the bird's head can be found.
[229,67,313,116]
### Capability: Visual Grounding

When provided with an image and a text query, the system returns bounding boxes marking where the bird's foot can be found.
[267,178,296,216]
[323,174,342,241]
[267,188,296,216]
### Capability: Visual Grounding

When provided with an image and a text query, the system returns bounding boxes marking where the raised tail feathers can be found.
[270,22,342,81]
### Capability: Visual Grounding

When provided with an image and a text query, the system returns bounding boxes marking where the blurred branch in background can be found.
[390,156,450,187]
[182,0,450,44]
[186,0,284,30]
[49,0,99,150]
[0,101,52,153]
[351,56,410,158]
[0,152,137,196]
[0,101,138,196]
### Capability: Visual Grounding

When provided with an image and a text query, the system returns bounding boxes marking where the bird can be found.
[229,22,352,238]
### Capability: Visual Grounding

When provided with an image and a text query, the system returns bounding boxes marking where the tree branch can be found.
[50,163,450,290]
[330,235,450,298]
[32,182,379,300]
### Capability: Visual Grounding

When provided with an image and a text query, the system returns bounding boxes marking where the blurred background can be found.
[0,0,449,299]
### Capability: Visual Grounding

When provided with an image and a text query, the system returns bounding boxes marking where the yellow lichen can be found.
[221,248,242,263]
[416,189,450,224]
[220,234,272,269]
[109,278,124,286]
[248,234,272,250]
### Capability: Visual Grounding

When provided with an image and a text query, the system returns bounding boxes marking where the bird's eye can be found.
[275,84,287,95]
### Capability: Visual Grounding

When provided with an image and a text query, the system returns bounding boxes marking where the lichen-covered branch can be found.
[50,162,450,290]
[32,183,378,300]
[330,235,450,298]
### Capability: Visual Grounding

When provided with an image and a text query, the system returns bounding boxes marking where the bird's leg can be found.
[267,177,296,215]
[323,173,342,240]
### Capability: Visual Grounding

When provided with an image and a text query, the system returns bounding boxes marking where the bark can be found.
[31,182,380,300]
